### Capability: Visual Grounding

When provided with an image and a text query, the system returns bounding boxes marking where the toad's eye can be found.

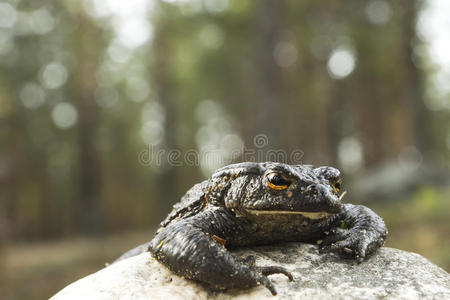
[332,181,341,193]
[267,173,291,190]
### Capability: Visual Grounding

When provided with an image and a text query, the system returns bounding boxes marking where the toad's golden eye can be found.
[267,173,291,190]
[332,181,341,193]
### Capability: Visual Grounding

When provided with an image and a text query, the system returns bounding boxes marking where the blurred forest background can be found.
[0,0,449,299]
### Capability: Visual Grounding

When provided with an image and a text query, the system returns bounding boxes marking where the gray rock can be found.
[51,243,450,300]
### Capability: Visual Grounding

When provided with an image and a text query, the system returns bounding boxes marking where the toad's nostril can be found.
[315,184,328,195]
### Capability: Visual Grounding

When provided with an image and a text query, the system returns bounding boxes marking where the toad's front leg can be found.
[319,204,387,262]
[149,211,292,295]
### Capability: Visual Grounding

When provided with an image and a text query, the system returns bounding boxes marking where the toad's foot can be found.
[241,255,293,295]
[319,204,387,262]
[319,227,370,262]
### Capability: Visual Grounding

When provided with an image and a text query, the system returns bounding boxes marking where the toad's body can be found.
[117,162,387,295]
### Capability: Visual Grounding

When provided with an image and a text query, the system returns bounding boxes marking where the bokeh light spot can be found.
[115,18,152,49]
[220,133,244,155]
[195,99,223,123]
[51,102,78,130]
[140,121,164,146]
[31,8,55,35]
[327,48,356,79]
[274,41,298,68]
[195,100,241,175]
[107,40,133,63]
[40,62,69,89]
[19,82,46,109]
[141,101,165,125]
[204,0,229,14]
[126,76,151,103]
[338,136,364,173]
[88,0,153,49]
[140,102,166,145]
[365,0,393,25]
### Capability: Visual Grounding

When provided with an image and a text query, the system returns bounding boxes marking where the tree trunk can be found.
[400,0,429,153]
[153,17,180,216]
[253,0,284,151]
[74,8,102,235]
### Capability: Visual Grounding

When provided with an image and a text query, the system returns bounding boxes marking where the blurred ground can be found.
[1,229,154,300]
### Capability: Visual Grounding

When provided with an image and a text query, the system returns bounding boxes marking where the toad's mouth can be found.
[245,209,334,219]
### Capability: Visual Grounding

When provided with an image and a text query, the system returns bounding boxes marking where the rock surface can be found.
[51,243,450,300]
